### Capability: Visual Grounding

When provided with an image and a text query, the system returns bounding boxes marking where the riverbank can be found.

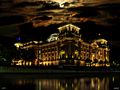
[0,66,119,74]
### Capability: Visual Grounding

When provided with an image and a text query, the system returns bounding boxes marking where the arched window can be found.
[60,50,65,59]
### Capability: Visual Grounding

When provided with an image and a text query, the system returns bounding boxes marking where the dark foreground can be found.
[0,72,120,90]
[0,66,120,90]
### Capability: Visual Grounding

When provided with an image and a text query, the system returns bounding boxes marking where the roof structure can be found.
[58,24,80,34]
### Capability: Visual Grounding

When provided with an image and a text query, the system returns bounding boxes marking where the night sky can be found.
[0,0,120,60]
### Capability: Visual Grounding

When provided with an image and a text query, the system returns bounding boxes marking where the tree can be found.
[99,60,104,66]
[86,58,92,66]
[0,45,17,66]
[93,59,98,66]
[21,49,36,62]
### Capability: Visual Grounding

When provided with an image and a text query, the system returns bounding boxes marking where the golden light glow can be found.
[60,50,65,55]
[58,24,80,34]
[17,24,110,67]
[78,56,80,59]
[75,50,78,55]
[14,43,23,48]
[59,2,65,8]
[93,39,108,45]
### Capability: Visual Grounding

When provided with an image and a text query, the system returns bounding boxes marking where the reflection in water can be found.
[0,74,119,90]
[35,77,109,90]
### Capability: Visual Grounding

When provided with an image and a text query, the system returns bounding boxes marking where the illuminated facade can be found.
[18,24,110,67]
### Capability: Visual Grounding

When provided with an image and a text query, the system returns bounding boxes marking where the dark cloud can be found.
[0,15,25,26]
[0,0,120,61]
[0,25,20,37]
[0,1,119,44]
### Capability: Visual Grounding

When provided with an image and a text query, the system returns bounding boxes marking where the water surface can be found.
[0,74,119,90]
